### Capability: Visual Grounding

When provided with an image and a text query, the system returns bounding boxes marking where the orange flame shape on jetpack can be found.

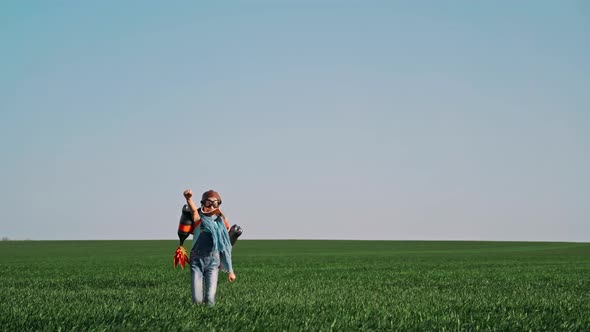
[173,246,189,269]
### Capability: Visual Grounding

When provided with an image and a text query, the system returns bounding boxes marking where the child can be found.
[183,189,236,306]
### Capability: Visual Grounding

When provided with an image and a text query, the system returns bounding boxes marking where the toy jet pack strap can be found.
[174,204,243,269]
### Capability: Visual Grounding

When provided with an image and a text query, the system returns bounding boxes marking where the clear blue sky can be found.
[1,1,589,241]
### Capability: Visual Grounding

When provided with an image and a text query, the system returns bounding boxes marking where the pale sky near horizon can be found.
[1,1,589,242]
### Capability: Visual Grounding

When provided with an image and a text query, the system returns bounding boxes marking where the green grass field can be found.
[1,240,589,331]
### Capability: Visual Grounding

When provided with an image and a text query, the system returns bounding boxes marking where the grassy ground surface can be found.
[1,240,589,331]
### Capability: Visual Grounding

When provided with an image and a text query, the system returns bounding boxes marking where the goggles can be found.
[201,199,220,208]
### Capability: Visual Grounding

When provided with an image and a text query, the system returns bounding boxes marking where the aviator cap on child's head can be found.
[201,190,222,203]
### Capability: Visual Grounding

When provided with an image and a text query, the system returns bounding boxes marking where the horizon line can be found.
[1,238,588,244]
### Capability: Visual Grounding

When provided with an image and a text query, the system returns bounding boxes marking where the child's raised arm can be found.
[183,189,200,222]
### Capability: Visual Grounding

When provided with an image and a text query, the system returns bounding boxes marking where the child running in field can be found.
[183,189,236,306]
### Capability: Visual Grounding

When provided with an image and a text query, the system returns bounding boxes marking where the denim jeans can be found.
[190,250,220,306]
